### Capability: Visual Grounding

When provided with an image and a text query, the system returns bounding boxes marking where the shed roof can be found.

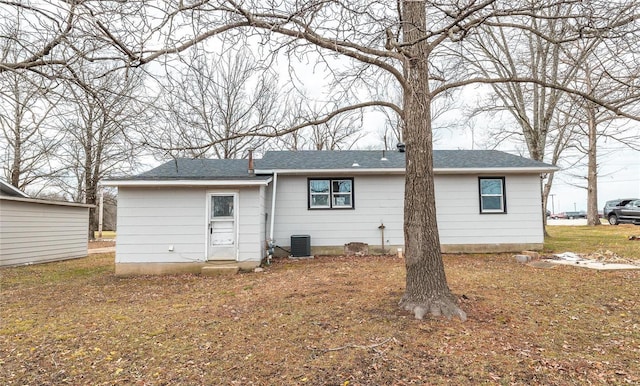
[103,158,272,187]
[124,158,270,181]
[0,179,29,198]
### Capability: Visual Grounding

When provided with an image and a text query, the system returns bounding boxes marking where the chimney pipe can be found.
[397,143,406,152]
[248,149,254,174]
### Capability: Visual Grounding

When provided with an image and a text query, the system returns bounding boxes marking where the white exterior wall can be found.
[435,174,544,246]
[116,186,264,264]
[237,185,266,262]
[0,198,89,267]
[267,174,405,247]
[267,173,544,249]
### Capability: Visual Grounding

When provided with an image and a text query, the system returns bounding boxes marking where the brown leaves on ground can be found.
[89,240,116,250]
[1,253,639,385]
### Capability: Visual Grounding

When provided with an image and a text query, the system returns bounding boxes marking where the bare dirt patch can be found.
[89,240,115,249]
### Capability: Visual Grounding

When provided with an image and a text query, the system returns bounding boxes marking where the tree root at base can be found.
[399,297,467,322]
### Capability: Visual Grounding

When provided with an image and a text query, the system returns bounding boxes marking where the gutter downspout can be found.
[267,171,278,264]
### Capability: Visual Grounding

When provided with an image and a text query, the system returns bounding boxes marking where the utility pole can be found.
[98,190,104,239]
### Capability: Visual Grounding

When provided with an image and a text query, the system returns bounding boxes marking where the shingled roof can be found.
[257,150,556,172]
[0,179,29,198]
[123,158,269,181]
[109,150,556,183]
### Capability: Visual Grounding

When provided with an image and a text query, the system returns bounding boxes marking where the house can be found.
[0,180,93,267]
[104,150,557,276]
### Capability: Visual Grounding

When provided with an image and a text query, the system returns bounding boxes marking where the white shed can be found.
[0,187,92,267]
[104,159,271,276]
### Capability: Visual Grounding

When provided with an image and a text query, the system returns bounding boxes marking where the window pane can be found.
[333,180,352,193]
[482,196,502,210]
[310,180,329,193]
[212,195,234,217]
[481,179,502,195]
[333,194,351,207]
[311,194,329,207]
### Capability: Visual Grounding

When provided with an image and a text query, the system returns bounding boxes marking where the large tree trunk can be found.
[586,104,601,226]
[10,94,21,188]
[84,125,97,240]
[398,1,466,321]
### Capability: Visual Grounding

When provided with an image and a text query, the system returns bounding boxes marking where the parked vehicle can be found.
[603,198,638,218]
[607,199,640,225]
[550,211,586,220]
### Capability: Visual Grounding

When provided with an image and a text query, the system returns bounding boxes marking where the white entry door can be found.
[207,193,238,260]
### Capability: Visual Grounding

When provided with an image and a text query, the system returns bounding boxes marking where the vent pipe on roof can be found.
[397,143,405,152]
[381,149,388,161]
[248,149,255,174]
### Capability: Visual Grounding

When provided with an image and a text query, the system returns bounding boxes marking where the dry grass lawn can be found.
[1,225,639,385]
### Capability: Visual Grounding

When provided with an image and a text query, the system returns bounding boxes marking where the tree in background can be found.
[0,16,65,193]
[465,1,640,226]
[146,49,284,159]
[465,2,582,228]
[0,70,62,192]
[274,102,365,151]
[55,66,144,238]
[561,35,640,225]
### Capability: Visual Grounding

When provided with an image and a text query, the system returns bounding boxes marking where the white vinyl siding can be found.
[236,186,265,262]
[270,175,404,247]
[0,198,90,267]
[435,174,543,245]
[116,186,264,264]
[268,173,543,248]
[116,187,206,263]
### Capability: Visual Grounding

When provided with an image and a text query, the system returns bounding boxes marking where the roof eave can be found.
[254,168,406,175]
[434,166,559,174]
[0,180,29,198]
[256,166,558,175]
[0,195,94,208]
[102,178,272,187]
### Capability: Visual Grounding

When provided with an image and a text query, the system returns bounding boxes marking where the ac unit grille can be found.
[290,235,311,257]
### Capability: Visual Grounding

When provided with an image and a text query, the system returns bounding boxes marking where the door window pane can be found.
[212,195,234,217]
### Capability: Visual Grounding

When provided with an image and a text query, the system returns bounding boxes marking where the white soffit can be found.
[102,178,272,187]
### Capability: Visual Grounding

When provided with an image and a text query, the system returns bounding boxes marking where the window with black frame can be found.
[479,177,506,213]
[308,178,354,209]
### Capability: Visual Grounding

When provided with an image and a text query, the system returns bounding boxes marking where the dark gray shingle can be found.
[257,150,555,170]
[127,158,268,180]
[122,150,555,180]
